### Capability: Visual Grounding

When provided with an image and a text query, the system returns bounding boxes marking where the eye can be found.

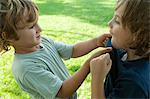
[114,16,120,24]
[29,25,34,29]
[29,24,36,29]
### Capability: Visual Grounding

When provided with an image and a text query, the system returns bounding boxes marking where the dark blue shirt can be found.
[104,39,150,99]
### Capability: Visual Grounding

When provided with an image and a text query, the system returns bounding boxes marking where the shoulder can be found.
[41,37,54,45]
[106,71,149,98]
[115,70,150,97]
[121,58,150,87]
[12,59,46,79]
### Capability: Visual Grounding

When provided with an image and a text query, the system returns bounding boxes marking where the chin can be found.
[37,38,41,43]
[35,40,41,46]
[112,42,126,49]
[111,40,120,49]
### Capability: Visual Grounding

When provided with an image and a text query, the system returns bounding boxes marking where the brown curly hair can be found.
[116,0,150,57]
[0,0,38,53]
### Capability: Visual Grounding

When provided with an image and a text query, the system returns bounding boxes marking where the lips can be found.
[36,35,40,39]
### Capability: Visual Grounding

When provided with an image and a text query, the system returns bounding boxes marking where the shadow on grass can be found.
[36,0,115,26]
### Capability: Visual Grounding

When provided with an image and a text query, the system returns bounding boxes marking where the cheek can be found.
[24,31,35,38]
[111,30,126,48]
[112,34,131,49]
[20,33,35,43]
[111,37,120,48]
[110,24,131,48]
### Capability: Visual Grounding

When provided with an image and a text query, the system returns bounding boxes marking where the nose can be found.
[108,19,113,29]
[36,24,42,33]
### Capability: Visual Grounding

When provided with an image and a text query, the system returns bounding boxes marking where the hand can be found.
[83,47,112,72]
[88,47,112,61]
[96,34,112,47]
[90,53,112,81]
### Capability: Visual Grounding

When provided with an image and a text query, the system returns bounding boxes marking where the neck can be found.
[126,49,141,60]
[14,45,40,54]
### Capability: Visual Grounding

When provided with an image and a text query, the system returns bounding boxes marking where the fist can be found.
[90,53,112,81]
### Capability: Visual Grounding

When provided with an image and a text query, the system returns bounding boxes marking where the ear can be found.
[7,37,18,44]
[1,31,18,44]
[1,32,7,40]
[131,33,137,42]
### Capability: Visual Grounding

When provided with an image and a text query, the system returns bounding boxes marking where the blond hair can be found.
[0,0,38,53]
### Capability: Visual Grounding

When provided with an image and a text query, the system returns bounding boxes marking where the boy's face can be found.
[12,21,42,51]
[10,7,42,52]
[108,1,132,49]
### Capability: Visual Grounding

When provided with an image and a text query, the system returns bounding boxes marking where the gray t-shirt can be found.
[12,37,77,99]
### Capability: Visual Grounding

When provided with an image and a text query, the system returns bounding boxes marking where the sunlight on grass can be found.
[39,15,109,44]
[0,49,30,98]
[35,0,47,4]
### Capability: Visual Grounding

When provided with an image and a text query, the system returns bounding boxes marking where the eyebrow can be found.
[115,14,121,19]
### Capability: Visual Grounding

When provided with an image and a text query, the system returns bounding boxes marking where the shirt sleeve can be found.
[42,37,73,60]
[107,74,146,98]
[23,64,63,99]
[54,41,73,60]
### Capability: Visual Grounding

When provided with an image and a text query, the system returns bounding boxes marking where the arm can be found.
[72,34,111,58]
[90,53,112,99]
[56,59,90,98]
[91,76,105,99]
[56,47,112,98]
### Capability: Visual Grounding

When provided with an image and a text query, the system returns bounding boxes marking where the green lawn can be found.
[0,0,115,98]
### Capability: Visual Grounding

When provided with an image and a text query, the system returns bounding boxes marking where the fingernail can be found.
[107,47,112,50]
[105,53,109,56]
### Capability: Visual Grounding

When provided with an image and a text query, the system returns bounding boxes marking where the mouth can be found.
[36,35,41,39]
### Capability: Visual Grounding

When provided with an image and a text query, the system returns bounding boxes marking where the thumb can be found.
[98,47,112,54]
[104,53,112,70]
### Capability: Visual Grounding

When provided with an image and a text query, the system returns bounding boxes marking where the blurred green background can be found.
[0,0,115,98]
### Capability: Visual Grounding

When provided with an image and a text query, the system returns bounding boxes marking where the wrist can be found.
[91,75,105,99]
[83,60,90,73]
[91,73,105,82]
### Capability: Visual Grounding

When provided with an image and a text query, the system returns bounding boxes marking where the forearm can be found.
[91,76,105,99]
[90,50,112,99]
[56,61,90,97]
[72,38,98,58]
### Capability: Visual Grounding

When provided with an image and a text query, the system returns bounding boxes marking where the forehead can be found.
[115,0,127,17]
[16,7,39,29]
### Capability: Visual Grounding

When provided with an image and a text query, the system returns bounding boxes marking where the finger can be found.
[103,33,112,38]
[90,47,112,60]
[99,34,112,42]
[104,53,110,59]
[95,53,108,60]
[108,59,112,67]
[101,34,112,42]
[97,34,112,47]
[91,54,103,62]
[93,48,112,58]
[98,47,112,54]
[99,53,110,63]
[103,37,110,46]
[106,59,112,73]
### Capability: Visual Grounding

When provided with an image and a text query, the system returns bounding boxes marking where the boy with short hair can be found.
[90,0,150,98]
[0,0,111,98]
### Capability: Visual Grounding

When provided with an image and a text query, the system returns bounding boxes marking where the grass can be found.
[0,0,115,98]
